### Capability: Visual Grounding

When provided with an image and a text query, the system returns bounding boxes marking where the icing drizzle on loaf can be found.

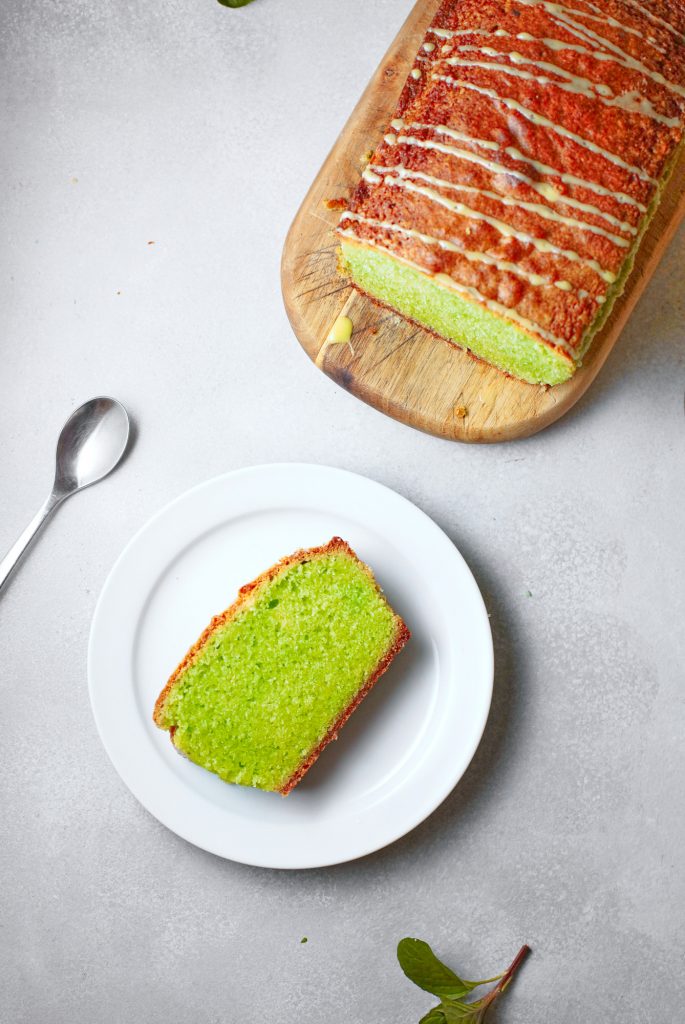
[337,0,685,356]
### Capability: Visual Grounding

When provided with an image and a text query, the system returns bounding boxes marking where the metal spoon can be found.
[0,397,130,594]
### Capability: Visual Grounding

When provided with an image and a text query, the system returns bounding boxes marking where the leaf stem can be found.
[480,945,530,1011]
[498,945,531,993]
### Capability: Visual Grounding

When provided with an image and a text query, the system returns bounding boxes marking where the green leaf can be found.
[404,943,530,1024]
[216,0,257,7]
[439,1006,470,1022]
[419,1007,447,1024]
[450,993,501,1021]
[398,939,477,1001]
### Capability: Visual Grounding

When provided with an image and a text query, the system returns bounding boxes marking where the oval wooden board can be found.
[281,0,685,443]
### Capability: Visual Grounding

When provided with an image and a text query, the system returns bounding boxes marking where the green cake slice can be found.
[153,537,410,795]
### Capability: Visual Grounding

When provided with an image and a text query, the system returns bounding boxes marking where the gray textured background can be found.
[1,1,684,1021]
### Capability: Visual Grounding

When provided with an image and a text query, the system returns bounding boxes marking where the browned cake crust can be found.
[338,0,685,357]
[153,537,410,795]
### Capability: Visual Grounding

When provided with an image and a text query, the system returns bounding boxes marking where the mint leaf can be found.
[440,998,490,1022]
[397,939,478,1000]
[419,1008,446,1024]
[399,940,531,1024]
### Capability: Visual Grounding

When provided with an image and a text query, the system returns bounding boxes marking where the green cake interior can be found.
[340,241,574,386]
[156,551,398,792]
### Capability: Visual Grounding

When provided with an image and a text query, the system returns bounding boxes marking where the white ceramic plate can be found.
[88,464,493,868]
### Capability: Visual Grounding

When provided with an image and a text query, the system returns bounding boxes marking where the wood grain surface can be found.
[281,0,685,443]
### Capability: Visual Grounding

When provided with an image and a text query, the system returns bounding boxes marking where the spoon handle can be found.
[0,491,63,595]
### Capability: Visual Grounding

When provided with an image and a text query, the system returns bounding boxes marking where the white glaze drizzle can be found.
[430,6,661,52]
[369,171,617,282]
[428,25,685,100]
[510,0,666,55]
[619,0,685,46]
[453,43,614,96]
[339,221,577,354]
[363,168,383,184]
[409,121,500,151]
[430,28,492,39]
[423,52,681,126]
[405,121,645,213]
[502,143,647,210]
[371,157,631,247]
[341,209,600,299]
[517,30,685,99]
[572,0,663,48]
[432,74,658,183]
[529,1,662,71]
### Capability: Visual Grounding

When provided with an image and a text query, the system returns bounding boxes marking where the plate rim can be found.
[88,462,494,868]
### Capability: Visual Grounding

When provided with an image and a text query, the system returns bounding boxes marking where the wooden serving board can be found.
[281,0,685,443]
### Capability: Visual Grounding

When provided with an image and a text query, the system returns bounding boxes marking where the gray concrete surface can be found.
[1,1,684,1021]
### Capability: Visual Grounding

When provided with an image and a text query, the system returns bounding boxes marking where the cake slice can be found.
[153,537,409,795]
[337,0,685,385]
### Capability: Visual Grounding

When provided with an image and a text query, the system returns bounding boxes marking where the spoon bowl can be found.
[54,397,130,496]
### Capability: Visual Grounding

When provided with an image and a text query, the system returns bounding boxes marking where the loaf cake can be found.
[153,538,409,795]
[337,0,685,385]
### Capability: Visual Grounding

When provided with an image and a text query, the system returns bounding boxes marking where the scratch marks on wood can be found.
[367,329,421,371]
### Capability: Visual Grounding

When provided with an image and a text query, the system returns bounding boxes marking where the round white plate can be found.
[88,464,493,868]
